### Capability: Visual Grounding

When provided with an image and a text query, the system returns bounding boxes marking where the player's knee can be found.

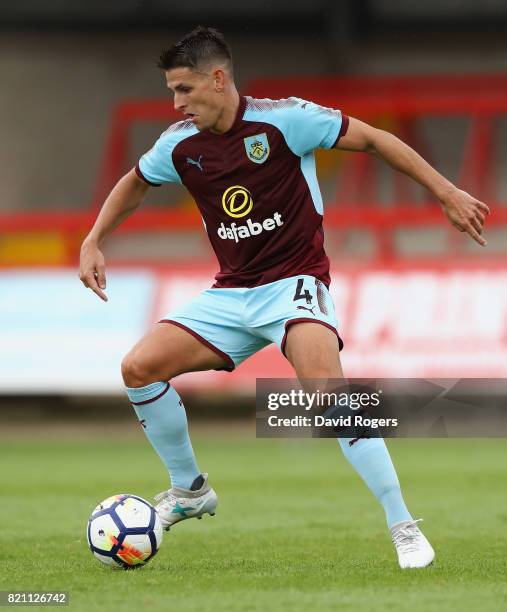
[121,353,154,388]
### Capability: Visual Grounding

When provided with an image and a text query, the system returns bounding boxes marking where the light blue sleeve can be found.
[137,122,197,185]
[282,97,343,156]
[244,97,343,157]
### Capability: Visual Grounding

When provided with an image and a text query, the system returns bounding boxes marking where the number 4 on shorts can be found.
[293,278,313,305]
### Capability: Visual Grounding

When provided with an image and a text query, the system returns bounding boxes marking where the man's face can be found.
[165,66,224,132]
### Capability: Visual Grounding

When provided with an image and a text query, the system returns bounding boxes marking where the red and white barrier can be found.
[1,265,506,394]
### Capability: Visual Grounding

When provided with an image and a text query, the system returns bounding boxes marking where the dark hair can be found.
[158,26,233,73]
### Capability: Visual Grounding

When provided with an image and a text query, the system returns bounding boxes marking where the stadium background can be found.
[1,2,506,611]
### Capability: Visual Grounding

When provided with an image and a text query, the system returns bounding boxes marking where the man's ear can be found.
[213,68,226,93]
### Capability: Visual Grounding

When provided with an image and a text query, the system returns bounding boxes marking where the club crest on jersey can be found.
[244,133,270,164]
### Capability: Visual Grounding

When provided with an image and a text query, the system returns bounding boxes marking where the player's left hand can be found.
[440,188,490,246]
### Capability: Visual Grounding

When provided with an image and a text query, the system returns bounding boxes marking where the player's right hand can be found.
[79,240,108,302]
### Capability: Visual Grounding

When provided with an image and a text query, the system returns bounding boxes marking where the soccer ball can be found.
[87,494,163,569]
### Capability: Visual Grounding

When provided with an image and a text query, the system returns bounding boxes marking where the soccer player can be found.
[79,27,489,569]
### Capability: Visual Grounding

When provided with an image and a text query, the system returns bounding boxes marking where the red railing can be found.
[2,74,506,266]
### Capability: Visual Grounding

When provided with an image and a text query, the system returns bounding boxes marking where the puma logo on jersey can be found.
[297,305,315,316]
[186,155,203,171]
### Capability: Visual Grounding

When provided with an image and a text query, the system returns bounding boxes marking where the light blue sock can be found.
[338,437,412,528]
[126,381,200,490]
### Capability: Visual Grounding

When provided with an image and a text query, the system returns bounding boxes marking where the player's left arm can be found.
[335,116,490,246]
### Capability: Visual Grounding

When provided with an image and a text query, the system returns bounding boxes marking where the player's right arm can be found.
[79,169,150,301]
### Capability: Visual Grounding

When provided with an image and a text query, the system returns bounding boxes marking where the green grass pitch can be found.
[1,425,505,611]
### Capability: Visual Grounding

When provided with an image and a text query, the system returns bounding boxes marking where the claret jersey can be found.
[136,96,349,288]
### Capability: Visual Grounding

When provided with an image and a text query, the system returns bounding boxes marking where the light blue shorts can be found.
[160,275,343,371]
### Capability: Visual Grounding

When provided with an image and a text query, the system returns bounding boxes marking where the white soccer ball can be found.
[87,494,163,569]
